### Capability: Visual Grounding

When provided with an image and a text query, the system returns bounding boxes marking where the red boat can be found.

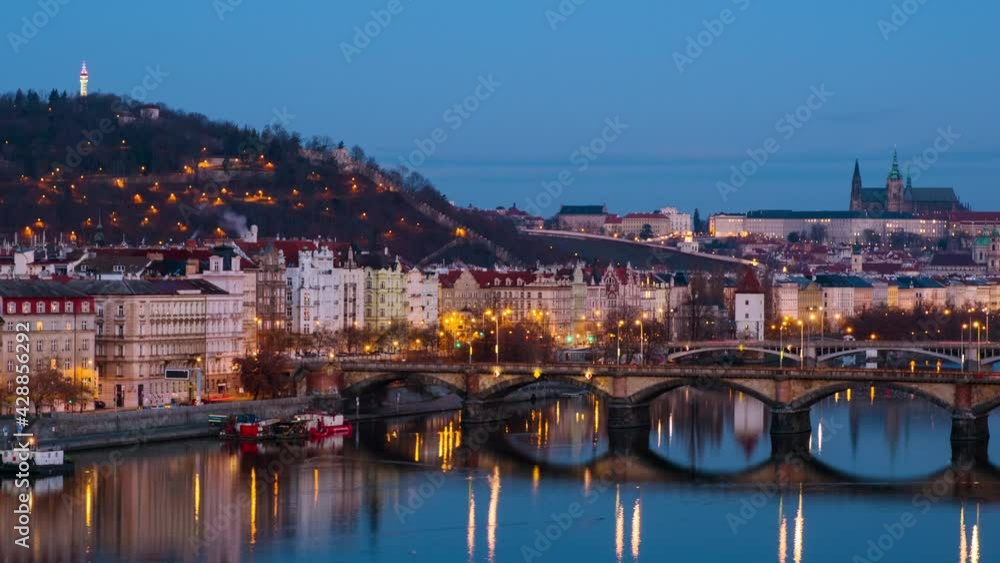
[294,412,352,438]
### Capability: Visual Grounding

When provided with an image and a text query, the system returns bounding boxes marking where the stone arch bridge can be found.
[662,340,1000,369]
[325,361,1000,442]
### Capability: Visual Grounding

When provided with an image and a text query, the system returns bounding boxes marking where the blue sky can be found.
[3,0,997,215]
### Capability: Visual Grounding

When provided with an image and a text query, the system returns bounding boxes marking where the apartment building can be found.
[68,279,229,408]
[0,281,97,410]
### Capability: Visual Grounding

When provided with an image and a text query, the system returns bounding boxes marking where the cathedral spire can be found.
[888,148,902,181]
[850,159,863,211]
[905,165,913,190]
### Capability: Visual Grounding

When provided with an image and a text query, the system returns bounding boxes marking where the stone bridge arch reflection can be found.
[350,399,1000,499]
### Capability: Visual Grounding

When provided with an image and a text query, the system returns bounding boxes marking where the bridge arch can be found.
[626,377,780,408]
[970,393,1000,416]
[817,347,961,366]
[667,346,800,364]
[342,371,467,398]
[476,375,609,402]
[787,381,956,413]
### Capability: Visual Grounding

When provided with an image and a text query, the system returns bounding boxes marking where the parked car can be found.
[842,334,856,341]
[93,400,107,410]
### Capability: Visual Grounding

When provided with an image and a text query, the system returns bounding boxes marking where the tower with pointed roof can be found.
[94,213,105,247]
[886,149,905,212]
[735,268,765,341]
[79,61,88,97]
[849,159,863,211]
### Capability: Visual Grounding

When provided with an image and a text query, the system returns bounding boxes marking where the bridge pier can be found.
[951,438,989,469]
[770,408,811,435]
[950,412,990,442]
[461,400,508,425]
[608,426,651,457]
[606,399,650,430]
[770,431,812,460]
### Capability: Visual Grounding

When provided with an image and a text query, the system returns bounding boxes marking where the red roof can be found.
[735,268,763,293]
[623,213,665,220]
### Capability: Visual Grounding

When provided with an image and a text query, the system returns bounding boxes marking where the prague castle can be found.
[849,150,966,215]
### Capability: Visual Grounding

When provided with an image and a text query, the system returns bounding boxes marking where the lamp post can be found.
[985,308,990,343]
[961,323,968,372]
[615,321,625,365]
[634,318,644,366]
[974,321,982,371]
[796,319,804,364]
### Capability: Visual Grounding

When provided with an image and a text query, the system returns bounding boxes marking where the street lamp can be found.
[984,308,991,343]
[796,319,804,363]
[634,318,644,366]
[617,320,624,365]
[974,321,982,370]
[773,322,788,368]
[961,323,969,372]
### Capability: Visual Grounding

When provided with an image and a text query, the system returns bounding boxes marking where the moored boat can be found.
[294,412,353,438]
[0,448,74,477]
[219,414,307,442]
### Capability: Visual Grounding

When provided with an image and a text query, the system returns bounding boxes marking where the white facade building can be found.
[406,269,439,328]
[286,246,365,335]
[735,270,765,341]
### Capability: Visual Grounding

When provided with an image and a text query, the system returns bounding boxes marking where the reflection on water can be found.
[649,388,772,472]
[1,386,999,562]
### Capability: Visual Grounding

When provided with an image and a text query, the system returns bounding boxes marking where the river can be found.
[2,386,999,562]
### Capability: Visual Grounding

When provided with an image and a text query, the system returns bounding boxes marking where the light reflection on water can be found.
[0,386,999,562]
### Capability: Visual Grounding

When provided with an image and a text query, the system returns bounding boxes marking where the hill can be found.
[0,90,555,266]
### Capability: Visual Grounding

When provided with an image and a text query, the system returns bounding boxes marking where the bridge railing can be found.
[333,359,1000,382]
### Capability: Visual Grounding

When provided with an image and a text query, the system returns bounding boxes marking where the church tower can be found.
[79,61,88,97]
[850,159,863,211]
[886,149,904,213]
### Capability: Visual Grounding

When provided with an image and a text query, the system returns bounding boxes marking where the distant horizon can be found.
[3,87,995,219]
[4,1,997,220]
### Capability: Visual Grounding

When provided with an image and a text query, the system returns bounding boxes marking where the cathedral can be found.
[849,151,966,216]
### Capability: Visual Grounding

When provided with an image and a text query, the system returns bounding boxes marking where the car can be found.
[842,334,856,341]
[93,400,107,410]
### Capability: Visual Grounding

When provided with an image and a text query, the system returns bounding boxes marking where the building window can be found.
[82,302,90,313]
[81,321,88,331]
[50,302,59,313]
[6,360,12,373]
[21,303,30,314]
[65,302,73,314]
[117,305,125,317]
[5,303,14,314]
[64,360,71,370]
[35,321,43,332]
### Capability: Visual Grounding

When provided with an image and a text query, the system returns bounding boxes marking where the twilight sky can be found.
[3,0,998,215]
